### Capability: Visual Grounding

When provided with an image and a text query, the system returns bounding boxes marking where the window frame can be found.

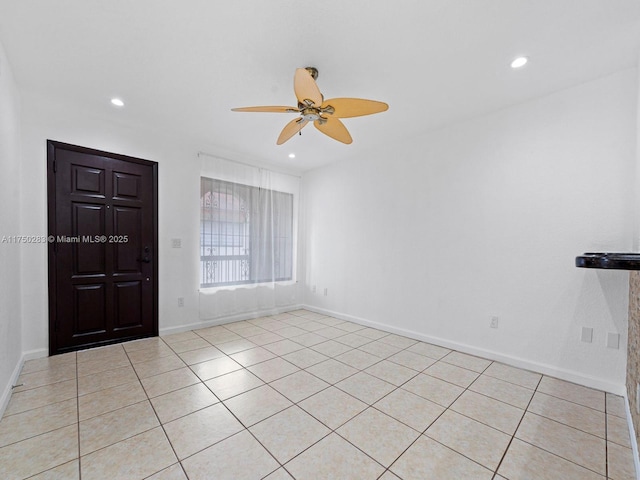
[200,176,294,289]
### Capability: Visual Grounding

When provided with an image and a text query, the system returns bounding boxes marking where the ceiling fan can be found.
[231,67,388,145]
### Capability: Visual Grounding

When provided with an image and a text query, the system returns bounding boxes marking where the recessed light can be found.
[288,153,296,159]
[510,56,528,69]
[111,98,124,107]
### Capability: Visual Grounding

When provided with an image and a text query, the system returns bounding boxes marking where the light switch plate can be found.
[607,332,620,349]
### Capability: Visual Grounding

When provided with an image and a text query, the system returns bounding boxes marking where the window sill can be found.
[199,280,297,295]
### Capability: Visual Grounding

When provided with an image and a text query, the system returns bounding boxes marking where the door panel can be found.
[114,281,142,328]
[113,206,142,273]
[73,284,106,334]
[73,203,106,274]
[48,141,158,354]
[113,171,141,199]
[73,165,105,196]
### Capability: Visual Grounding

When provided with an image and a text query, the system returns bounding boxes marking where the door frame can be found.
[47,140,159,355]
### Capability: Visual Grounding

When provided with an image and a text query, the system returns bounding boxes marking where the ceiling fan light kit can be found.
[232,67,388,145]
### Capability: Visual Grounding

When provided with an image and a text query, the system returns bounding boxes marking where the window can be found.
[200,177,293,288]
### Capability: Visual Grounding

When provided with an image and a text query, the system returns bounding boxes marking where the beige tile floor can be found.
[0,309,637,479]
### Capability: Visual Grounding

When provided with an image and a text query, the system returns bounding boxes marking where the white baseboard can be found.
[302,304,626,395]
[22,348,48,361]
[0,355,25,419]
[624,394,640,480]
[0,348,49,418]
[160,304,304,336]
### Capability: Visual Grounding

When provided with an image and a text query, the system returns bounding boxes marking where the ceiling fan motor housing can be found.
[301,107,321,121]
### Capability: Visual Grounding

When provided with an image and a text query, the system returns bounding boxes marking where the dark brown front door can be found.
[47,140,158,355]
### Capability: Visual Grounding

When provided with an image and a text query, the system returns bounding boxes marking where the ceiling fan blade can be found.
[321,98,389,118]
[277,118,309,145]
[314,117,353,144]
[231,106,299,113]
[294,68,323,106]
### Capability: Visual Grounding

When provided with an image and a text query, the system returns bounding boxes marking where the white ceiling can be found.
[1,0,639,172]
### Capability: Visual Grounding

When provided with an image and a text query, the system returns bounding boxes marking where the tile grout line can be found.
[75,353,82,480]
[514,435,609,478]
[7,311,630,480]
[199,324,350,474]
[525,404,609,444]
[212,342,327,479]
[369,342,613,478]
[490,373,543,479]
[404,357,498,477]
[171,330,294,477]
[5,352,80,479]
[0,397,81,449]
[190,317,410,478]
[498,375,610,479]
[123,340,187,479]
[605,398,609,479]
[329,350,495,478]
[192,317,367,478]
[192,316,504,478]
[533,388,611,416]
[127,338,212,479]
[382,357,497,480]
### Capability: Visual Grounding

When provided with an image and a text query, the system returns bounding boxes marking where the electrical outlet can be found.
[580,327,593,343]
[171,238,182,248]
[324,288,328,296]
[177,297,184,307]
[312,285,316,293]
[607,332,620,349]
[490,316,499,328]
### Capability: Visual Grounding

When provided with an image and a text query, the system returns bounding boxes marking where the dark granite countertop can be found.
[576,252,640,270]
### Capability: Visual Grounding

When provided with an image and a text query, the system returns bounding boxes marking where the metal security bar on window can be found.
[200,177,293,288]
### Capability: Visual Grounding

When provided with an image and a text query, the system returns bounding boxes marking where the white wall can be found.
[18,92,199,354]
[7,61,637,395]
[18,91,301,355]
[301,69,638,393]
[636,53,640,250]
[0,42,23,410]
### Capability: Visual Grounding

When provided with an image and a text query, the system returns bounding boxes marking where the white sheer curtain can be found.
[198,153,300,321]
